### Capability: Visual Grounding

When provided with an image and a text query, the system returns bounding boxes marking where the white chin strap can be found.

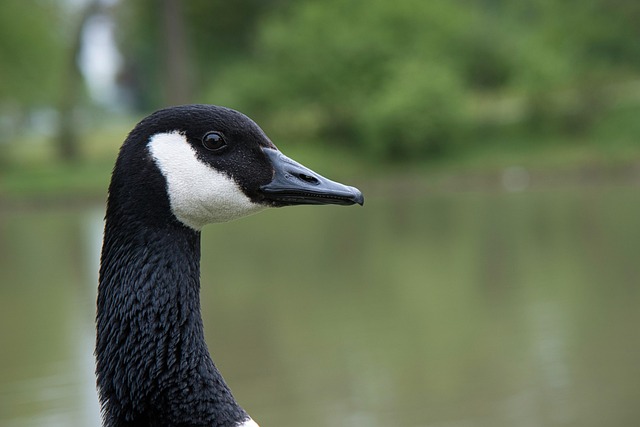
[148,131,265,229]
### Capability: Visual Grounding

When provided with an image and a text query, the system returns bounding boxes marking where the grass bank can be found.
[1,109,639,206]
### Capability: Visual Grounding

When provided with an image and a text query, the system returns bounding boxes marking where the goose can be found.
[96,104,363,427]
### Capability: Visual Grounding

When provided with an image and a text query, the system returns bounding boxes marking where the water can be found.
[0,186,639,427]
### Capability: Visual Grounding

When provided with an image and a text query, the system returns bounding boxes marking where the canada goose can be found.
[97,104,363,427]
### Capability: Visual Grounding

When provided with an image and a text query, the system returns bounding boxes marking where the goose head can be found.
[98,104,363,427]
[110,104,363,230]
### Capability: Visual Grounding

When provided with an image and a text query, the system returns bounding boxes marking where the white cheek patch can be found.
[148,131,265,229]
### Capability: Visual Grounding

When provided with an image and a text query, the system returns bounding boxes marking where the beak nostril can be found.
[295,173,320,185]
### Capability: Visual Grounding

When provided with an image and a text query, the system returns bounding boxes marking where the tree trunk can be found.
[56,1,101,162]
[161,0,192,105]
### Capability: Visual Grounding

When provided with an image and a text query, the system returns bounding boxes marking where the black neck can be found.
[97,214,247,427]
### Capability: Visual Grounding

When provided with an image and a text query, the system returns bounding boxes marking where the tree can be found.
[114,0,287,110]
[0,1,66,106]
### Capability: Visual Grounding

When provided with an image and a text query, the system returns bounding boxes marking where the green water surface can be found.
[0,186,639,426]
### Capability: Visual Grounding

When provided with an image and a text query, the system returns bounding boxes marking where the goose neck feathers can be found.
[97,225,248,426]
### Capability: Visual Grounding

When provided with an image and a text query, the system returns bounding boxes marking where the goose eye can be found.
[202,132,226,151]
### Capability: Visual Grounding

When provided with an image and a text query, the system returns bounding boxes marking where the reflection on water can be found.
[0,187,639,427]
[0,208,102,427]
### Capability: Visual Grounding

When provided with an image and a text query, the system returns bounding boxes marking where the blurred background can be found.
[1,0,639,426]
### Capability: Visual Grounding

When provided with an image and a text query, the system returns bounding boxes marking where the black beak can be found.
[260,148,364,206]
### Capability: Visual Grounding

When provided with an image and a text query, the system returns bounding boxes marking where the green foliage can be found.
[108,0,640,161]
[115,0,286,108]
[208,0,480,160]
[360,61,467,160]
[107,0,640,162]
[0,0,66,105]
[200,0,640,161]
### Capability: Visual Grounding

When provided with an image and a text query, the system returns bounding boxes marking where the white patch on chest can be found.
[237,418,260,427]
[148,131,265,229]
